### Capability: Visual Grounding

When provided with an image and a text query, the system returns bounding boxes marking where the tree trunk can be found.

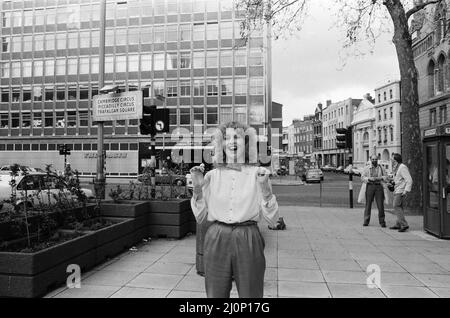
[385,0,423,214]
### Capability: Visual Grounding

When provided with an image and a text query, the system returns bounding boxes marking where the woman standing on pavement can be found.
[190,121,279,298]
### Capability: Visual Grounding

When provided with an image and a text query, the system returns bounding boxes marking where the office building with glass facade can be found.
[0,0,270,176]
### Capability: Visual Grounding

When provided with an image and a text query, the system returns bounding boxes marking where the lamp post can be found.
[94,0,107,199]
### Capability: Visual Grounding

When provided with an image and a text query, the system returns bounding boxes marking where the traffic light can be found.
[140,105,156,135]
[58,144,71,155]
[336,127,352,149]
[139,106,170,135]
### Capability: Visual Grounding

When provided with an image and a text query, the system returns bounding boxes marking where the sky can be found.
[271,0,401,127]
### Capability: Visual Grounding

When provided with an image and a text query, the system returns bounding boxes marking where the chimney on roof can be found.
[364,93,375,104]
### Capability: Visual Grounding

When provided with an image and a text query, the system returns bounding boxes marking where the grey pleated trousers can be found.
[203,222,266,298]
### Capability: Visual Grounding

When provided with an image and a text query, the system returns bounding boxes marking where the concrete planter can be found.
[99,201,149,243]
[0,217,134,298]
[146,199,195,239]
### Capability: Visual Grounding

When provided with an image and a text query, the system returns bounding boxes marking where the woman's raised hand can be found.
[190,164,205,188]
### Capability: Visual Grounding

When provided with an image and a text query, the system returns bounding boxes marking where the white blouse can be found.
[190,166,279,227]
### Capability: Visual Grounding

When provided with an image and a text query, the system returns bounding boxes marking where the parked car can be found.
[305,169,322,183]
[343,165,352,174]
[335,166,344,173]
[277,166,288,176]
[352,168,362,176]
[0,172,94,210]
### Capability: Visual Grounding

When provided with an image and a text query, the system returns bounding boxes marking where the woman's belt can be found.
[215,220,257,227]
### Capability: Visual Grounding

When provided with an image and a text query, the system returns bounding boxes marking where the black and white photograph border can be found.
[0,0,449,301]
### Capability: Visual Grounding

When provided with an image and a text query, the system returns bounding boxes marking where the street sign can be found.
[93,91,143,122]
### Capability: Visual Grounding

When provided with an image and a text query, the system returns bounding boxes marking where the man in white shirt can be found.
[190,122,279,298]
[389,153,412,232]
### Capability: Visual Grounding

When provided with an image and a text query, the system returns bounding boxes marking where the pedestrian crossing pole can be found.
[349,154,353,209]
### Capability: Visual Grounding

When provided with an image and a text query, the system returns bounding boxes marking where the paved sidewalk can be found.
[46,206,450,298]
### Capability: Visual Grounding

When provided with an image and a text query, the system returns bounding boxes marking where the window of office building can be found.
[11,113,19,128]
[221,50,232,67]
[79,110,89,127]
[154,0,166,15]
[68,85,77,100]
[23,9,33,26]
[79,57,90,74]
[23,61,32,78]
[12,11,22,28]
[116,55,127,73]
[105,29,114,46]
[1,88,9,103]
[34,60,43,77]
[45,34,55,51]
[116,29,127,46]
[2,12,12,28]
[154,53,165,71]
[128,55,139,72]
[193,107,204,124]
[221,79,233,96]
[235,49,247,67]
[181,0,193,13]
[79,85,89,100]
[235,78,247,95]
[167,52,178,70]
[220,107,233,124]
[193,51,205,68]
[68,32,78,49]
[180,52,191,69]
[12,36,21,53]
[234,21,242,39]
[180,108,191,125]
[0,113,8,128]
[221,21,233,39]
[56,112,66,128]
[45,86,54,101]
[47,8,56,25]
[91,31,99,48]
[22,113,31,128]
[194,79,205,96]
[116,2,128,19]
[56,86,66,101]
[67,58,77,75]
[141,26,152,44]
[235,107,247,123]
[167,81,178,97]
[193,23,205,41]
[390,127,394,142]
[129,28,140,45]
[440,105,447,123]
[67,111,77,128]
[154,26,165,43]
[180,24,191,41]
[167,25,178,42]
[141,54,152,72]
[206,51,218,68]
[44,112,53,127]
[142,2,153,17]
[194,0,206,12]
[153,81,164,97]
[207,23,219,40]
[169,108,177,125]
[35,34,44,51]
[55,59,66,76]
[105,55,114,73]
[249,48,263,66]
[23,86,32,102]
[129,3,141,18]
[91,56,99,74]
[207,107,218,125]
[56,33,66,50]
[1,62,9,78]
[207,0,219,11]
[23,35,33,52]
[2,36,10,53]
[180,80,191,96]
[207,79,218,96]
[249,78,264,95]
